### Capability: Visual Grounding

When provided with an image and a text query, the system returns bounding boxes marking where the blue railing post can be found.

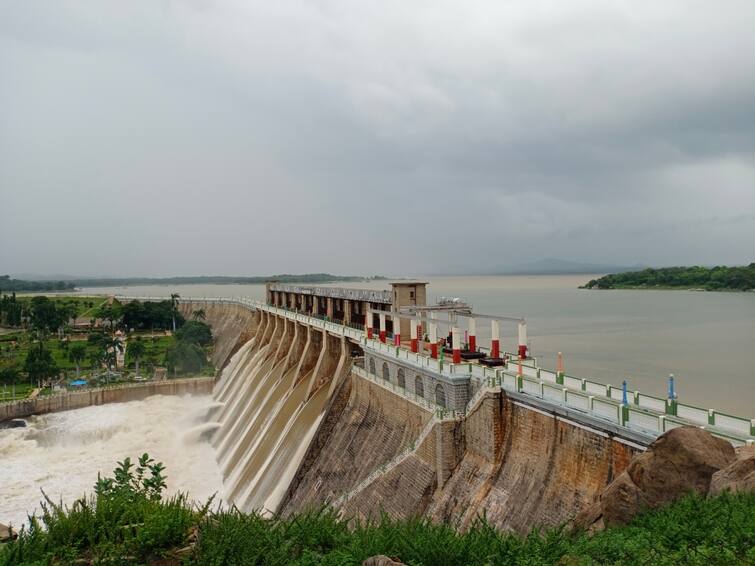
[667,373,678,416]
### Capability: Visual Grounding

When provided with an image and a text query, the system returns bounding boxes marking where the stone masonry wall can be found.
[281,371,434,515]
[426,393,639,534]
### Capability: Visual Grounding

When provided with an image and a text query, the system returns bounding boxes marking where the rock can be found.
[709,446,755,496]
[599,472,651,527]
[625,426,734,505]
[0,419,26,429]
[362,556,406,566]
[573,426,735,531]
[0,523,16,543]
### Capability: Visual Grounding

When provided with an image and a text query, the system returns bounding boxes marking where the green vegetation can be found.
[0,295,213,400]
[2,457,753,565]
[582,263,755,291]
[0,276,75,293]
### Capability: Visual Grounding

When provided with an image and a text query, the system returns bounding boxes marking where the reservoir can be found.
[81,274,755,416]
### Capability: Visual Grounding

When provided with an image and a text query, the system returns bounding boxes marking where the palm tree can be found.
[127,338,147,378]
[102,335,124,374]
[170,293,180,333]
[68,342,87,379]
[191,308,206,321]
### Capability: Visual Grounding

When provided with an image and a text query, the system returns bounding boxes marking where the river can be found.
[80,274,755,416]
[0,395,224,528]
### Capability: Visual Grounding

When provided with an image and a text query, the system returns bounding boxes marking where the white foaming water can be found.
[0,394,225,528]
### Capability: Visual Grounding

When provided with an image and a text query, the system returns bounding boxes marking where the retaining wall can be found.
[0,377,215,422]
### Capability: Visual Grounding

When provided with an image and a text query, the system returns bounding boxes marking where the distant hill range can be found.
[494,258,642,275]
[4,274,388,292]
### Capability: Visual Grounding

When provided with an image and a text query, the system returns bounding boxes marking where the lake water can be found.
[80,275,755,417]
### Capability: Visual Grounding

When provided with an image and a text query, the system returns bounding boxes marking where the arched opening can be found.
[382,362,390,381]
[415,375,424,398]
[435,384,447,408]
[397,368,405,389]
[369,357,376,375]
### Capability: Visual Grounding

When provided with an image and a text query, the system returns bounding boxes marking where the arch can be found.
[435,384,447,408]
[397,368,406,389]
[382,361,390,381]
[415,375,424,398]
[369,357,376,375]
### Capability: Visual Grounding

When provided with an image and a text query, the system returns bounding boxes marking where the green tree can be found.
[170,293,180,333]
[127,338,147,377]
[68,342,87,379]
[98,303,123,331]
[175,320,212,346]
[29,296,64,336]
[102,336,124,373]
[165,341,204,376]
[191,308,206,321]
[24,342,59,385]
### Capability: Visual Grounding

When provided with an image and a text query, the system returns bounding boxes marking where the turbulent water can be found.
[0,395,224,528]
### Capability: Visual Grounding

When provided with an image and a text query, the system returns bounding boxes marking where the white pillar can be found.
[410,318,418,353]
[452,326,461,363]
[518,321,527,359]
[468,318,476,352]
[379,312,386,343]
[491,320,500,358]
[429,314,438,359]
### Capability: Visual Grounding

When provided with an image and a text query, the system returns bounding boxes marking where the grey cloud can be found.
[1,0,754,277]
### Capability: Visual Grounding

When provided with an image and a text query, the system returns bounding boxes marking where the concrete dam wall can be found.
[194,302,641,532]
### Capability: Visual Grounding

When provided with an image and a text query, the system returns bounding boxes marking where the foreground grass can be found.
[2,457,753,566]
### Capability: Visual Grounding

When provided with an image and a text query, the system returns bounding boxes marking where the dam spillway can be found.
[171,286,754,532]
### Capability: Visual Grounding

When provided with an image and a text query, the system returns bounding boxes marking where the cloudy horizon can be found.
[1,1,754,278]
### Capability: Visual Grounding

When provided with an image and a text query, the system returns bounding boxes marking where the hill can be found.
[581,264,755,291]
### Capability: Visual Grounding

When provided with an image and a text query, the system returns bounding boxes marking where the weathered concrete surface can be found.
[0,377,215,422]
[281,373,433,514]
[574,426,735,531]
[178,301,260,369]
[428,394,637,533]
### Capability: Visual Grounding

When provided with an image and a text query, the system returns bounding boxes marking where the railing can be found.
[121,296,755,446]
[268,284,392,304]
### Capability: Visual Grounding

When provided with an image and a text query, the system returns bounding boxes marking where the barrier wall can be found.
[0,377,215,422]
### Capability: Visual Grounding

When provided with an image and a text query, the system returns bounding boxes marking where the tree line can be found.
[0,275,75,292]
[582,263,755,291]
[0,295,214,388]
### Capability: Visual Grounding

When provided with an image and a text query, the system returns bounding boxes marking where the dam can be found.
[108,280,754,533]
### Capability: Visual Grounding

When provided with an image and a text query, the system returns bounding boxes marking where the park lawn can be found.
[15,295,108,319]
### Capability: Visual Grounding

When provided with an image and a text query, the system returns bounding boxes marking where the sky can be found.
[1,0,754,278]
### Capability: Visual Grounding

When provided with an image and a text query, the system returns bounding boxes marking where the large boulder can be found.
[362,556,406,566]
[574,426,735,531]
[0,523,16,543]
[709,445,755,496]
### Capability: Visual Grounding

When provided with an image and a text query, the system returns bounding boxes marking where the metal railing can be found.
[268,284,392,304]
[121,296,755,446]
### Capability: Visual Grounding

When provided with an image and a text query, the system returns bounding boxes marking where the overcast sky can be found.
[1,1,754,277]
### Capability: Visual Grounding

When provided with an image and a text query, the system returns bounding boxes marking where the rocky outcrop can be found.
[574,426,736,531]
[0,523,16,543]
[362,556,406,566]
[709,446,755,496]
